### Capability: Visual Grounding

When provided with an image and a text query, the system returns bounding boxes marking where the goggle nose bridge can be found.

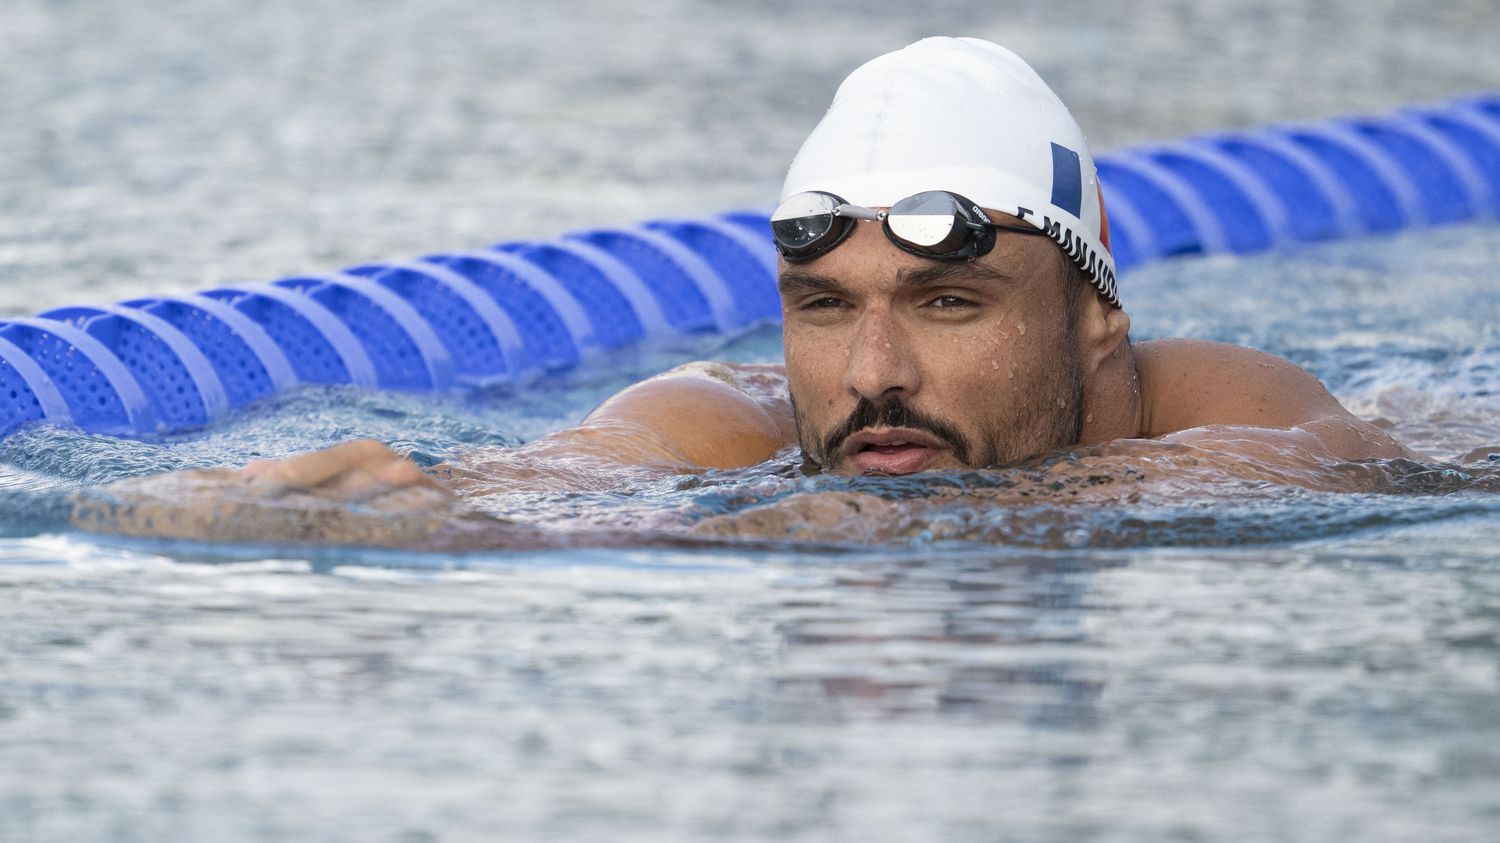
[832,203,886,222]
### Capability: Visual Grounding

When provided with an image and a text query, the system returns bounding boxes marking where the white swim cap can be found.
[780,37,1119,306]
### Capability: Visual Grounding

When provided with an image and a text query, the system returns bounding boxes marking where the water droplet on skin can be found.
[1086,412,1094,423]
[1017,323,1027,336]
[991,359,999,370]
[1007,367,1016,380]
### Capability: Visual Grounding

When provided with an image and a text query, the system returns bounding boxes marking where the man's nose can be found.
[843,309,921,401]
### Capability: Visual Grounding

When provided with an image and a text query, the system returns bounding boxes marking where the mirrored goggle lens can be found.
[885,191,969,252]
[771,192,842,252]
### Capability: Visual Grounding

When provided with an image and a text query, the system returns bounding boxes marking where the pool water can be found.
[3,1,1500,841]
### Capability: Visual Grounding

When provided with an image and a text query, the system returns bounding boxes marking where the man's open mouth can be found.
[842,428,948,475]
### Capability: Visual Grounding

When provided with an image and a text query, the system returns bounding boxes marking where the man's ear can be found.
[1076,292,1131,374]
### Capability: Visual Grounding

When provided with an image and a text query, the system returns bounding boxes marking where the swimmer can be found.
[78,37,1463,549]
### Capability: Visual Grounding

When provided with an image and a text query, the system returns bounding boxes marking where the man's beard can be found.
[793,349,1086,472]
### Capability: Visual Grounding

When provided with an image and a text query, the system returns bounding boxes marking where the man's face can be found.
[779,211,1086,475]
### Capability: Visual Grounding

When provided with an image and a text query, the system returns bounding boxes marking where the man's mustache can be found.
[822,397,972,465]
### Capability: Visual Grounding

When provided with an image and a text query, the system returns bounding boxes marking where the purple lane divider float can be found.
[1,95,1497,438]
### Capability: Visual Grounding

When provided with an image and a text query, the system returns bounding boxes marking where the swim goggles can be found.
[770,189,1047,263]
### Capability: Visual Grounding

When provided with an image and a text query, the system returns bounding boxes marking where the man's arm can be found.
[446,362,795,494]
[235,361,793,496]
[103,361,796,511]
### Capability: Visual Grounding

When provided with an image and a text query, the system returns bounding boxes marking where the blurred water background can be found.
[2,1,1500,841]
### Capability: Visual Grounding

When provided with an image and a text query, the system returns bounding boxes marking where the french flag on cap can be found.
[1050,142,1083,217]
[1051,141,1112,253]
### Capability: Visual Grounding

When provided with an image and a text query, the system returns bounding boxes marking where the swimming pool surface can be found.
[3,1,1499,840]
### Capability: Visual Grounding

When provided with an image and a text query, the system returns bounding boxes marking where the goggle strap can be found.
[980,221,1049,238]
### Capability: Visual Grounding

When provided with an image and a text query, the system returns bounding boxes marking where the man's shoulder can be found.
[579,361,796,470]
[1134,338,1347,435]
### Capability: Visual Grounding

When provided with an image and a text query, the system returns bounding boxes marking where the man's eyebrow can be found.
[776,263,1017,296]
[776,271,845,295]
[894,261,1016,288]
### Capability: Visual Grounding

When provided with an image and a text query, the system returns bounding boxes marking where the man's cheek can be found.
[785,371,833,424]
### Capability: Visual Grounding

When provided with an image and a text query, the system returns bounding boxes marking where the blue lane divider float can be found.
[1097,95,1500,270]
[1,94,1496,439]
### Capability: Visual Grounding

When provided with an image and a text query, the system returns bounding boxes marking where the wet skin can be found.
[70,209,1421,545]
[777,212,1122,474]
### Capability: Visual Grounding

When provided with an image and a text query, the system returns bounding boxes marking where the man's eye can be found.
[804,296,846,309]
[930,294,974,308]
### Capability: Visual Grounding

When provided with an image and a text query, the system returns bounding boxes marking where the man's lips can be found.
[841,427,949,475]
